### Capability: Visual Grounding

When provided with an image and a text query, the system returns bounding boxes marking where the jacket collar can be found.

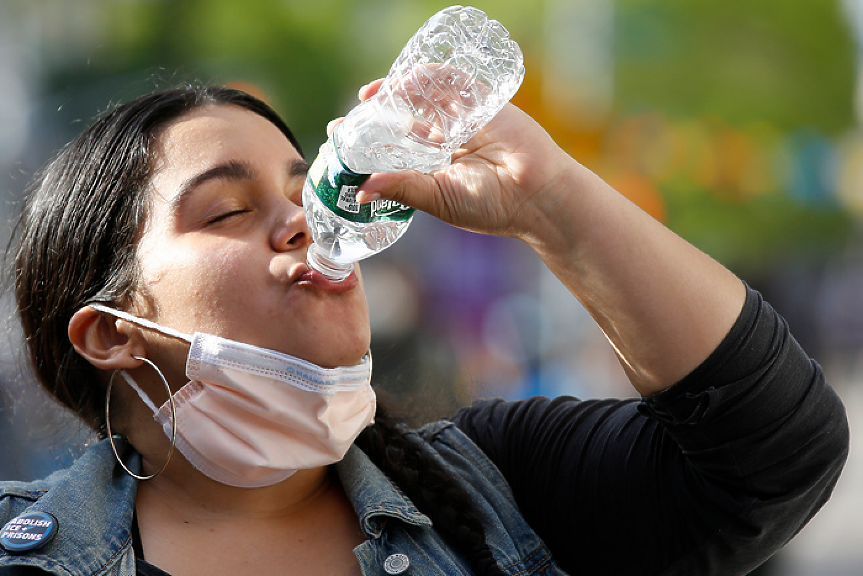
[2,440,432,570]
[335,445,432,538]
[0,438,137,575]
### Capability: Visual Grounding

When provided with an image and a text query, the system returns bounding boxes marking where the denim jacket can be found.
[0,421,566,575]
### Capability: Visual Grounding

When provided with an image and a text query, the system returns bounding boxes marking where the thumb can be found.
[357,171,447,219]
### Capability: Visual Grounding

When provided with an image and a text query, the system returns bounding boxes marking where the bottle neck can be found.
[306,244,355,282]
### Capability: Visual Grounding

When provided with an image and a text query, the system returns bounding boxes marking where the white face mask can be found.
[90,304,376,488]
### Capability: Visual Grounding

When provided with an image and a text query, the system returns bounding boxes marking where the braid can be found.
[355,404,506,576]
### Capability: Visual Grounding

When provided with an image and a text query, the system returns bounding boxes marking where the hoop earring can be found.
[105,356,177,481]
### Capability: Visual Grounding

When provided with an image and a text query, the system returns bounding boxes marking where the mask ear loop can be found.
[106,356,177,481]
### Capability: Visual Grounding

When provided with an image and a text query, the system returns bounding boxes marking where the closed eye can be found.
[207,208,251,225]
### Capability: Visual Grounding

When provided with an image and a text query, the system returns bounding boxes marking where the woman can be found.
[0,83,848,575]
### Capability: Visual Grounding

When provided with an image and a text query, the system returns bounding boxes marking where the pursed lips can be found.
[290,261,359,293]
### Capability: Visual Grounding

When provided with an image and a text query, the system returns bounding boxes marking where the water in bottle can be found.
[304,5,525,281]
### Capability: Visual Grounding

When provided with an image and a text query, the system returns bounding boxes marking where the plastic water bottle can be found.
[303,5,525,280]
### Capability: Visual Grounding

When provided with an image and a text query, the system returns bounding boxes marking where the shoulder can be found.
[0,440,138,573]
[410,419,563,572]
[0,460,81,527]
[415,418,501,472]
[413,418,514,496]
[416,418,492,462]
[0,477,54,530]
[0,475,54,499]
[0,439,119,499]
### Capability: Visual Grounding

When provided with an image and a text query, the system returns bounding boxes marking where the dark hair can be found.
[13,86,503,575]
[13,86,302,433]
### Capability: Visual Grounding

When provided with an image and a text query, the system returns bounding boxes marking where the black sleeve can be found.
[450,286,849,576]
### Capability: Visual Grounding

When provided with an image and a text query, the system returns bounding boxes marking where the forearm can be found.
[521,161,746,395]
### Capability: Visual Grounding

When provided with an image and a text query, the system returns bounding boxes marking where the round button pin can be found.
[383,552,410,575]
[0,512,58,553]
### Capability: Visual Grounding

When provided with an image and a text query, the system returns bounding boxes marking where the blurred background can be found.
[0,0,861,573]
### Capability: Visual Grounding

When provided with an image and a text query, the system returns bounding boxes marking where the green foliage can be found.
[616,0,856,132]
[665,184,854,273]
[612,0,856,269]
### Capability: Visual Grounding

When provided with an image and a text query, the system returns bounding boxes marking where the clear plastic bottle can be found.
[304,5,525,280]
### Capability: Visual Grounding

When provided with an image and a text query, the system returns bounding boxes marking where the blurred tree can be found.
[616,0,855,131]
[612,0,856,273]
[25,0,860,274]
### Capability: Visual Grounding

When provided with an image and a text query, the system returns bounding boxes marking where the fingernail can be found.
[357,191,381,204]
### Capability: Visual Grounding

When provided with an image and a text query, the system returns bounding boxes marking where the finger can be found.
[358,79,385,102]
[326,118,344,136]
[357,171,444,218]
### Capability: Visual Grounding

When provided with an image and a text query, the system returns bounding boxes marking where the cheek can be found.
[136,238,258,331]
[135,232,371,364]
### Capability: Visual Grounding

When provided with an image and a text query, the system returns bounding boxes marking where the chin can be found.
[329,341,372,369]
[294,334,371,369]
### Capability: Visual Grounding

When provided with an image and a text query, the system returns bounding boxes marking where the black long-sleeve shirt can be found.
[451,286,849,575]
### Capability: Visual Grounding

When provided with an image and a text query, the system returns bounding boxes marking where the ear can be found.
[68,306,147,370]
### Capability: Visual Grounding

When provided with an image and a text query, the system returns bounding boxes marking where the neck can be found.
[132,459,366,576]
[136,457,336,521]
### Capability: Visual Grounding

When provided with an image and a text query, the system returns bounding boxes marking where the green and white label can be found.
[307,145,415,224]
[336,184,361,213]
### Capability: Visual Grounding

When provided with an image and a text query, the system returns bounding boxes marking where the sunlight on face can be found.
[134,105,371,369]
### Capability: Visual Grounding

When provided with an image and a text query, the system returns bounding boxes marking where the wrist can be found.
[516,158,601,253]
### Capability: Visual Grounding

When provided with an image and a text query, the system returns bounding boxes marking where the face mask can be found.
[89,304,376,488]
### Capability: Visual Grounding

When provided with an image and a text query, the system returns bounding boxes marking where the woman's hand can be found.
[345,78,746,396]
[351,80,578,242]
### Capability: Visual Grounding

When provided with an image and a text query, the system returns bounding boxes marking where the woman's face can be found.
[134,104,370,369]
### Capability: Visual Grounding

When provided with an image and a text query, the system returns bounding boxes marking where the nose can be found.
[270,202,311,253]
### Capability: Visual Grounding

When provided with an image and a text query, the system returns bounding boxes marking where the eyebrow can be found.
[287,158,310,179]
[170,158,310,214]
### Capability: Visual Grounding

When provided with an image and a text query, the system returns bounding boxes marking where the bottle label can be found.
[307,149,415,224]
